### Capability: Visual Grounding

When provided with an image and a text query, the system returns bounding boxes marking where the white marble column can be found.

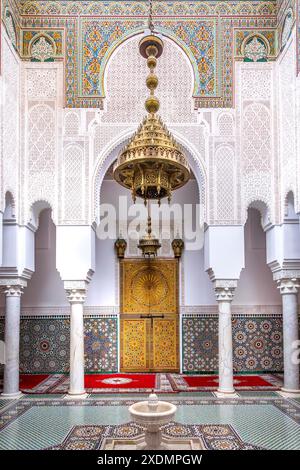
[2,285,24,398]
[66,287,87,398]
[278,278,300,393]
[215,281,236,395]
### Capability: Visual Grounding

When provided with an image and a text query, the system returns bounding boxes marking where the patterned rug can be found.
[20,373,174,394]
[45,422,263,450]
[168,374,282,391]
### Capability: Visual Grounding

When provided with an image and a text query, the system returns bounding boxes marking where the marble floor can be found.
[0,392,300,450]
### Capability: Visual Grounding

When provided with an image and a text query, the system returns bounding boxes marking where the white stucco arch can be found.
[92,129,207,226]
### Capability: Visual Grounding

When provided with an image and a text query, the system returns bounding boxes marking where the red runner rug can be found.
[20,374,50,390]
[12,373,282,394]
[84,373,156,389]
[19,373,174,394]
[168,373,282,391]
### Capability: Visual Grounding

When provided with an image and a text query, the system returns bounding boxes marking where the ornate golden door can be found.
[120,259,179,372]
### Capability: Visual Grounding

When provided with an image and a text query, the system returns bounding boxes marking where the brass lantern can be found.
[113,34,190,206]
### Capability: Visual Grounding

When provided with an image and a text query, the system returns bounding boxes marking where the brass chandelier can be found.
[113,19,190,205]
[113,1,190,256]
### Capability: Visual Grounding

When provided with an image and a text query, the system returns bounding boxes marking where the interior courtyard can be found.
[0,0,300,453]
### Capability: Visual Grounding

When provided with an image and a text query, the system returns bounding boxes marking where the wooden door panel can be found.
[120,258,179,372]
[121,319,149,371]
[152,318,178,371]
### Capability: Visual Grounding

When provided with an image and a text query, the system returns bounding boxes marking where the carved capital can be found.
[64,280,88,304]
[3,285,24,297]
[214,280,237,303]
[277,278,300,295]
[66,288,86,304]
[0,278,27,297]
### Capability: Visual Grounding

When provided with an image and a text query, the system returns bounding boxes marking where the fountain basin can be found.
[128,399,176,449]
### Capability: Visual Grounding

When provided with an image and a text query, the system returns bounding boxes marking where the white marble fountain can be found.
[103,392,205,450]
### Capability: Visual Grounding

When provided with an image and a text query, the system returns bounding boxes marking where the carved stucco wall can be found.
[277,28,298,216]
[2,20,300,232]
[1,30,20,215]
[236,61,276,225]
[21,62,63,225]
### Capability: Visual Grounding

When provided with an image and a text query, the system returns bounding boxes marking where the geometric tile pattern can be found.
[20,317,70,373]
[0,314,284,374]
[0,316,118,374]
[1,397,300,450]
[84,318,118,372]
[46,422,263,450]
[182,314,283,373]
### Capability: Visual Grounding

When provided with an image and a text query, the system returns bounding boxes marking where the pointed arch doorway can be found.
[120,258,179,372]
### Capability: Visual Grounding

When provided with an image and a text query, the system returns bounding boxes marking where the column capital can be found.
[214,280,237,302]
[0,278,27,297]
[64,281,87,304]
[277,278,300,295]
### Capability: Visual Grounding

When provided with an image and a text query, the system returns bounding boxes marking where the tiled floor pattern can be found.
[47,423,262,450]
[0,395,300,450]
[0,399,14,410]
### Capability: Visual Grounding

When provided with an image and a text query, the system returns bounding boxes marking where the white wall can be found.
[21,184,280,309]
[22,210,67,307]
[234,208,281,305]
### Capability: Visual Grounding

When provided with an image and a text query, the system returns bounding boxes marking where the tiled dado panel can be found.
[0,315,118,374]
[182,314,284,374]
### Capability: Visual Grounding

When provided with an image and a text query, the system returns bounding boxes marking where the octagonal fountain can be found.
[129,392,177,450]
[102,392,205,450]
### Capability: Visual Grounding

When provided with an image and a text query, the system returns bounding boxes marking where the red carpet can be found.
[167,373,281,391]
[18,373,171,394]
[20,374,49,390]
[184,375,274,388]
[84,373,156,389]
[15,373,282,394]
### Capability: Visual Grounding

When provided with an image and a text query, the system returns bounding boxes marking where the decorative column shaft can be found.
[215,281,236,394]
[278,279,300,392]
[66,287,87,397]
[2,285,24,398]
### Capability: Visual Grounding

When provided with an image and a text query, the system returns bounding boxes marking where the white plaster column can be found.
[65,285,87,398]
[214,281,237,395]
[2,284,25,398]
[277,278,300,393]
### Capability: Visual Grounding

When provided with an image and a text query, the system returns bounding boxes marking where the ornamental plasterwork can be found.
[281,10,293,49]
[278,34,297,220]
[17,1,277,17]
[31,36,55,61]
[7,1,277,109]
[2,34,20,217]
[5,12,17,48]
[26,68,57,99]
[101,34,196,124]
[244,36,268,62]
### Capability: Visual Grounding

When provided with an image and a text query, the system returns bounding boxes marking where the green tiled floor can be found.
[237,391,279,398]
[0,398,300,450]
[0,399,14,410]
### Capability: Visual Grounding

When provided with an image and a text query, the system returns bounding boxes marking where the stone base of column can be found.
[65,392,88,400]
[215,390,238,398]
[1,391,23,399]
[279,388,300,398]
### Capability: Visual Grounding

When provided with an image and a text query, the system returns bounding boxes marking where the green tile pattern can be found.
[0,398,300,450]
[237,391,280,398]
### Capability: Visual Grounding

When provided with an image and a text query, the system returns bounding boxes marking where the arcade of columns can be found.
[0,217,299,398]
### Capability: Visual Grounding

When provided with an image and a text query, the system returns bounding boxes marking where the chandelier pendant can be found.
[113,30,190,206]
